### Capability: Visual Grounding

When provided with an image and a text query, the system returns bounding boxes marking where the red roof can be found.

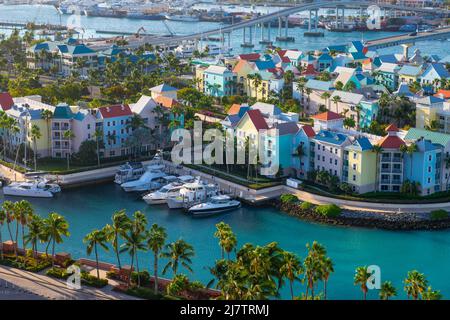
[378,135,405,149]
[98,104,132,118]
[301,64,318,76]
[245,109,269,130]
[277,49,287,57]
[0,92,14,111]
[238,53,260,61]
[281,56,291,63]
[435,89,450,99]
[385,124,399,132]
[301,125,315,138]
[311,111,343,121]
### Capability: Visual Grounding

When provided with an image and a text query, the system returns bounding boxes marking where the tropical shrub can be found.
[300,201,313,211]
[166,274,191,296]
[314,204,342,218]
[131,271,151,286]
[0,254,51,272]
[125,286,163,300]
[106,270,119,280]
[430,209,449,220]
[46,267,70,279]
[280,194,299,204]
[81,272,108,288]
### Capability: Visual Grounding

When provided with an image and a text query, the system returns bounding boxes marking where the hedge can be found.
[430,209,449,220]
[314,204,342,218]
[300,201,314,210]
[125,286,164,300]
[280,194,299,204]
[81,272,109,288]
[0,254,51,272]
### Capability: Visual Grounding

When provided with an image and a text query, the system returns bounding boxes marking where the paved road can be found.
[287,186,450,213]
[0,265,138,300]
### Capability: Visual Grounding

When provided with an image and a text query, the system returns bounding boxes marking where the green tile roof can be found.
[404,128,450,147]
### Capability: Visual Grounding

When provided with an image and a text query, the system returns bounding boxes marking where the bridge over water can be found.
[123,0,450,48]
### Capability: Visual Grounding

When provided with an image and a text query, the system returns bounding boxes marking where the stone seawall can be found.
[278,202,450,231]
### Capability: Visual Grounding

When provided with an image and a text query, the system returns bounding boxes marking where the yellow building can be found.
[344,137,377,194]
[398,65,423,84]
[234,109,269,152]
[232,60,255,96]
[195,66,207,92]
[415,96,446,132]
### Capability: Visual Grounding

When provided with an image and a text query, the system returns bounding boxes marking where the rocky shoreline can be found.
[277,202,450,231]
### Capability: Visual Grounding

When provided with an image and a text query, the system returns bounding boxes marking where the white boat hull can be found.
[167,197,185,209]
[189,202,241,217]
[143,196,167,205]
[3,187,54,198]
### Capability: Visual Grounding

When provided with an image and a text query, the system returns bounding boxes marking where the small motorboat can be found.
[3,179,61,198]
[143,175,194,205]
[188,195,241,217]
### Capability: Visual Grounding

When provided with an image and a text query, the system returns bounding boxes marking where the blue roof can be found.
[325,45,347,53]
[238,106,250,118]
[254,60,275,70]
[318,53,333,61]
[314,130,348,146]
[428,63,450,78]
[349,41,364,52]
[305,79,334,91]
[301,54,316,62]
[378,54,399,64]
[69,44,95,55]
[347,137,373,151]
[53,104,74,119]
[350,51,367,60]
[399,65,422,76]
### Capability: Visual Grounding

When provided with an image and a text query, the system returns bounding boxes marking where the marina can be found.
[1,182,450,299]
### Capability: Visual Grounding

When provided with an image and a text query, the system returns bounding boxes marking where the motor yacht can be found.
[114,162,146,184]
[120,164,166,192]
[142,175,194,205]
[166,180,218,209]
[3,179,61,198]
[188,195,241,217]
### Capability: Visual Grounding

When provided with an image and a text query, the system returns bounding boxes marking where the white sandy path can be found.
[0,266,139,300]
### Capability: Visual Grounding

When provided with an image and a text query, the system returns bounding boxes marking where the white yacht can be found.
[120,164,166,192]
[3,179,61,198]
[189,195,241,217]
[114,162,146,184]
[166,180,218,209]
[143,175,194,205]
[174,42,196,58]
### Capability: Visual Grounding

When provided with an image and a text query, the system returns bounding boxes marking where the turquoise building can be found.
[404,138,443,195]
[203,65,236,97]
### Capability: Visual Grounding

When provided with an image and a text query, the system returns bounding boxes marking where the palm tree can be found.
[355,104,363,130]
[407,143,418,179]
[45,212,70,267]
[372,145,383,192]
[30,124,41,171]
[354,266,371,300]
[0,209,5,259]
[332,95,341,113]
[421,286,442,300]
[63,130,75,170]
[146,223,167,295]
[24,215,43,259]
[84,229,109,279]
[214,222,231,259]
[305,88,312,110]
[162,239,195,276]
[2,201,16,254]
[94,129,103,167]
[321,92,331,109]
[303,241,326,299]
[41,109,53,156]
[121,229,146,286]
[404,270,428,300]
[14,200,34,251]
[321,256,334,300]
[104,210,130,269]
[280,251,303,300]
[379,281,397,300]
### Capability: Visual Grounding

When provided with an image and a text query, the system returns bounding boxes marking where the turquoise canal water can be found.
[1,183,450,300]
[0,4,449,57]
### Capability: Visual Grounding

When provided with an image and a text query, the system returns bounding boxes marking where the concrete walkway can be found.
[287,187,450,214]
[0,266,138,300]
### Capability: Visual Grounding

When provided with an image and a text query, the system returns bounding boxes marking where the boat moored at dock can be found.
[188,195,241,217]
[166,180,219,209]
[143,175,195,205]
[114,161,146,185]
[3,179,61,198]
[120,164,167,192]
